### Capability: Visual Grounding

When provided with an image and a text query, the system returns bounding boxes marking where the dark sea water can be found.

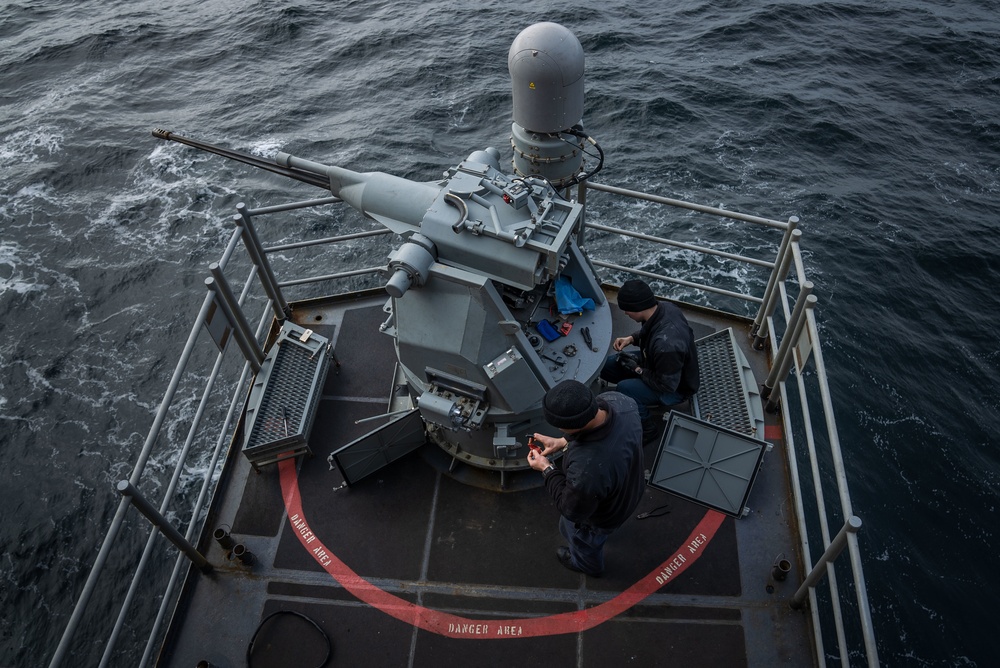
[2,1,998,665]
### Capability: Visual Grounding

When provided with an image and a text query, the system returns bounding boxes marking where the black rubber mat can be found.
[231,464,283,537]
[252,599,416,668]
[273,394,739,594]
[273,402,437,578]
[273,424,739,596]
[590,487,740,596]
[425,474,574,589]
[324,305,396,399]
[581,617,747,668]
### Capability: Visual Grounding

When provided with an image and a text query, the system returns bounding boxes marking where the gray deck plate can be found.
[157,297,813,668]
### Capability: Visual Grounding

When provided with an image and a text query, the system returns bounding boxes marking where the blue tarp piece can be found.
[554,276,595,314]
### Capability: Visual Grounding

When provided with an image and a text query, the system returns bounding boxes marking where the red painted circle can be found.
[279,459,724,639]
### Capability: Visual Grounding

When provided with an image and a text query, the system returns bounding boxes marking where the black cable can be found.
[556,127,605,189]
[247,610,332,668]
[636,503,671,520]
[512,129,603,196]
[558,130,603,163]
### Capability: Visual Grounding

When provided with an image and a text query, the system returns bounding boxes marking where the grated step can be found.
[692,328,764,440]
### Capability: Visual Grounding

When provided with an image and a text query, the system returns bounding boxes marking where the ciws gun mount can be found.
[154,22,612,485]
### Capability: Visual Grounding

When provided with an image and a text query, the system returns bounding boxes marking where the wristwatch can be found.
[542,465,555,477]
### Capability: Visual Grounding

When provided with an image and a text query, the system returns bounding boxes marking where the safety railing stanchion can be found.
[116,481,212,574]
[236,203,290,320]
[206,265,263,372]
[791,516,863,610]
[762,285,815,412]
[753,225,801,349]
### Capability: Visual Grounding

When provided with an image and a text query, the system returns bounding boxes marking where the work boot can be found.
[557,547,602,577]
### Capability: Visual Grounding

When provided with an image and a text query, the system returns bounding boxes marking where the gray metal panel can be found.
[648,412,766,518]
[329,409,426,486]
[483,347,545,414]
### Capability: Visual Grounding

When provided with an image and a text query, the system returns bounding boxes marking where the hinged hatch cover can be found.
[328,409,426,486]
[647,412,766,518]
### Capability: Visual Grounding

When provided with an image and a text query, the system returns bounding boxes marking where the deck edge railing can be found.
[49,195,382,668]
[51,184,879,668]
[581,181,879,668]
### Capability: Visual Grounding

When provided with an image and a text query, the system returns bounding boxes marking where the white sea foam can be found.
[80,143,239,251]
[0,241,48,296]
[0,126,64,166]
[249,138,283,158]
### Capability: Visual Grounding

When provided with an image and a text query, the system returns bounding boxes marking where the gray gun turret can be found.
[152,22,611,480]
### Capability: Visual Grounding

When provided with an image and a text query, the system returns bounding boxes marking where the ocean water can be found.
[2,0,998,665]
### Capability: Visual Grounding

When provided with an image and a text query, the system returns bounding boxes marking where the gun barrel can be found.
[151,129,332,190]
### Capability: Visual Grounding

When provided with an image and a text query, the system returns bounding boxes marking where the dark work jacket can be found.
[543,393,645,531]
[630,301,700,397]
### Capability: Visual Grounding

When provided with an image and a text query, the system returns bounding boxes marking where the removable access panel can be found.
[648,412,766,518]
[328,409,426,486]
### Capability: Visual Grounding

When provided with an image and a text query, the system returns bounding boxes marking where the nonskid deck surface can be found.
[158,297,812,667]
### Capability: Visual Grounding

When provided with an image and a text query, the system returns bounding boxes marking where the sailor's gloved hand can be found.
[616,352,641,373]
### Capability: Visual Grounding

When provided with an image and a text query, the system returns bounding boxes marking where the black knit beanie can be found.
[617,279,656,312]
[543,380,598,429]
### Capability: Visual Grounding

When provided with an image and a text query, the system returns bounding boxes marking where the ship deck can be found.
[157,292,815,667]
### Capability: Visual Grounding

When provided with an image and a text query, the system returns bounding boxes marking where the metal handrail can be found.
[582,182,880,667]
[591,259,764,304]
[584,181,790,229]
[49,197,380,668]
[140,302,274,667]
[98,260,264,666]
[51,185,878,667]
[584,220,776,269]
[49,293,217,668]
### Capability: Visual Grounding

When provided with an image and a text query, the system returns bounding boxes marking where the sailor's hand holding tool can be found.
[530,433,567,457]
[612,335,634,351]
[527,448,551,472]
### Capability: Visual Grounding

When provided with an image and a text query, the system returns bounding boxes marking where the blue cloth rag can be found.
[554,276,595,314]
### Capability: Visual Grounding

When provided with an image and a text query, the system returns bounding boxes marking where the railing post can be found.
[48,293,217,668]
[116,481,213,574]
[235,203,290,320]
[753,222,800,349]
[761,285,815,412]
[206,265,264,373]
[791,516,862,610]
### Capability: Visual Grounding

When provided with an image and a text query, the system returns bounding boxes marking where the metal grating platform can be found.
[243,323,332,470]
[692,328,764,439]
